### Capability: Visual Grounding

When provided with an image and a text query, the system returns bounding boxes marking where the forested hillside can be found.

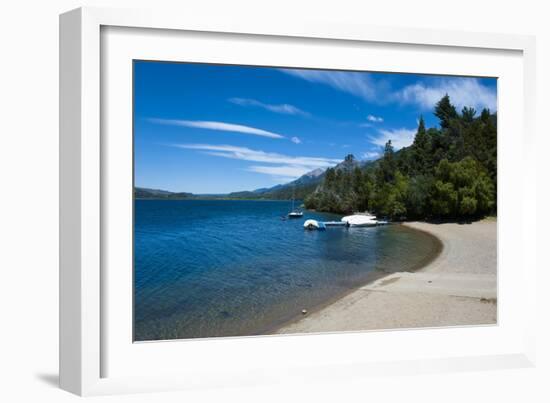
[134,187,194,199]
[305,95,497,220]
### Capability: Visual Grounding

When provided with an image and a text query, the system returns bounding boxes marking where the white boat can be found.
[287,183,303,218]
[304,219,325,230]
[341,214,380,227]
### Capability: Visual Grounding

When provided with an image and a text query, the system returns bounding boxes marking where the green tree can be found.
[302,94,496,221]
[432,180,458,216]
[434,94,458,129]
[406,175,434,218]
[376,140,396,184]
[461,106,476,122]
[411,116,432,175]
[431,157,495,218]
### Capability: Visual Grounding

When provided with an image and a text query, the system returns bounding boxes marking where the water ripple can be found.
[134,200,439,340]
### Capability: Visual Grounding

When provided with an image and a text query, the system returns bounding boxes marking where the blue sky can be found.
[134,61,497,194]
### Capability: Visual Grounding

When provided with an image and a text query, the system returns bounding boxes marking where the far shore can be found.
[277,219,497,334]
[134,197,301,202]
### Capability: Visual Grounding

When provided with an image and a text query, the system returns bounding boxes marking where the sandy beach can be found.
[277,220,497,334]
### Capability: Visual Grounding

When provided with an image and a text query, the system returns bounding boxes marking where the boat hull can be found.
[303,219,325,230]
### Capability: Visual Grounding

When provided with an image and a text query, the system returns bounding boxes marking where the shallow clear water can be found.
[134,199,440,341]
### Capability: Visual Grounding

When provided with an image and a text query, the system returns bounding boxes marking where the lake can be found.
[134,199,440,341]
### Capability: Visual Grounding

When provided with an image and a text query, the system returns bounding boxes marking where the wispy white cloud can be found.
[172,143,340,181]
[228,98,310,117]
[290,136,302,144]
[247,165,312,178]
[367,114,384,123]
[173,144,340,167]
[395,78,497,112]
[361,151,381,160]
[148,118,284,139]
[369,128,417,150]
[281,69,378,102]
[282,69,496,113]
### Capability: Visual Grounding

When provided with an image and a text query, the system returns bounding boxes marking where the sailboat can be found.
[287,183,303,218]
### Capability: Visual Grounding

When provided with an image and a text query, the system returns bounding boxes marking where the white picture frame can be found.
[59,6,537,396]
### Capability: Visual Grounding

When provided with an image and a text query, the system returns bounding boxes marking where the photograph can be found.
[133,61,497,342]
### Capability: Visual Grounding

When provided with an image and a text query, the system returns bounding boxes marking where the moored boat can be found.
[341,213,388,227]
[287,183,303,218]
[303,219,325,230]
[288,211,304,218]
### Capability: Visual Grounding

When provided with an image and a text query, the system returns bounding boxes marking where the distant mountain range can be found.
[135,155,373,201]
[134,187,195,199]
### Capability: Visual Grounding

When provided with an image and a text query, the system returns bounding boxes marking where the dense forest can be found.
[304,95,497,220]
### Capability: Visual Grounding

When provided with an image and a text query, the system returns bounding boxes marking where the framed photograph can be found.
[60,7,537,396]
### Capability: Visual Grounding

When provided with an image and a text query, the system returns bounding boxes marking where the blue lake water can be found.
[134,199,440,341]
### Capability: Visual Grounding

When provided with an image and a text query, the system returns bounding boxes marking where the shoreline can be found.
[266,223,443,334]
[276,219,497,334]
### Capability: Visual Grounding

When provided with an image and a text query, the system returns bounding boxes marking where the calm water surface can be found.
[134,199,440,341]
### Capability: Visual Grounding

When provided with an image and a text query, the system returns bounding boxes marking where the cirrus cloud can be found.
[281,68,496,112]
[369,127,417,150]
[173,144,340,167]
[148,118,285,139]
[367,114,384,123]
[228,98,310,117]
[394,77,496,112]
[172,143,340,181]
[281,69,378,102]
[247,165,313,179]
[361,151,381,160]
